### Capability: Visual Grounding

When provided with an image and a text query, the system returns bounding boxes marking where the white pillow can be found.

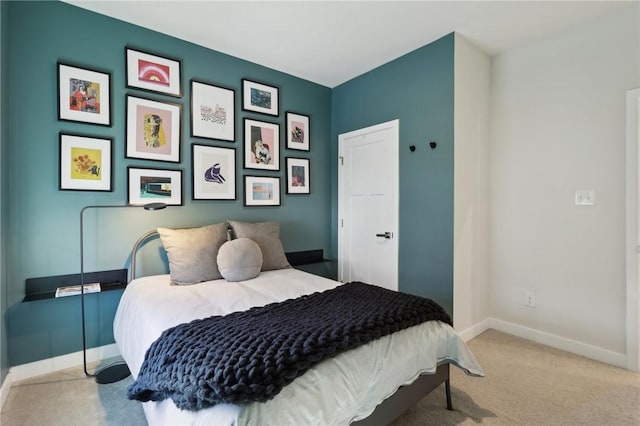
[217,238,263,282]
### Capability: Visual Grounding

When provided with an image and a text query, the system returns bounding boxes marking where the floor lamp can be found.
[80,202,166,384]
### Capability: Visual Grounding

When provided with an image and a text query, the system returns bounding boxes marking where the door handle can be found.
[375,232,392,239]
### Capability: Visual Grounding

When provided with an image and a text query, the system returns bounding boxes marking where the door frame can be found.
[626,88,640,371]
[337,119,399,285]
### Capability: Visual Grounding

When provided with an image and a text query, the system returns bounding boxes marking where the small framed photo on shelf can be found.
[242,79,279,116]
[126,95,181,163]
[244,175,280,206]
[128,166,183,206]
[286,112,310,151]
[59,133,112,192]
[244,118,280,171]
[190,80,235,142]
[126,47,182,97]
[57,62,111,126]
[286,157,310,194]
[192,144,236,200]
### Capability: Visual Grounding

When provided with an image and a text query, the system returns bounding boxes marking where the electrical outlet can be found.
[575,190,595,206]
[525,291,536,308]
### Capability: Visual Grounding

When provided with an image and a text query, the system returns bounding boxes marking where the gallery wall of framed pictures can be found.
[8,0,339,370]
[56,44,313,207]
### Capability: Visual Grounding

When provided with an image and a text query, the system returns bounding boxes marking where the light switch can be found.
[575,190,595,206]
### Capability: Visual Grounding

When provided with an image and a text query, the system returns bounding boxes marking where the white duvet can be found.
[114,268,483,426]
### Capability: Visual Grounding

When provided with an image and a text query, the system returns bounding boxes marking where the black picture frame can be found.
[127,166,183,206]
[286,157,310,194]
[190,79,235,142]
[57,62,111,126]
[285,111,310,151]
[192,144,237,200]
[244,175,281,206]
[125,47,182,97]
[59,133,113,192]
[243,118,280,171]
[125,95,182,163]
[242,78,279,116]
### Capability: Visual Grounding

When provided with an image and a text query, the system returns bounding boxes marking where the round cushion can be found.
[217,238,263,282]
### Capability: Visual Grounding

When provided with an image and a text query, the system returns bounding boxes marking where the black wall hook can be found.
[429,141,437,150]
[409,145,416,152]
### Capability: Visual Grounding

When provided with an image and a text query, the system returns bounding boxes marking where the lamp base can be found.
[95,363,131,384]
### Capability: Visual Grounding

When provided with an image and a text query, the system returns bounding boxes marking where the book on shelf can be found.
[55,283,101,298]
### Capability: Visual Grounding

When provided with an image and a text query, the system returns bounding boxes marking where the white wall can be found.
[489,4,640,358]
[453,34,491,336]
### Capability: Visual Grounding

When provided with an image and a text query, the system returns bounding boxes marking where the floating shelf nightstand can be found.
[23,268,128,302]
[286,249,336,280]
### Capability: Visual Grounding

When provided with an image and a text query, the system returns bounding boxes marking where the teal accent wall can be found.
[4,1,455,369]
[5,1,331,366]
[331,34,455,313]
[1,0,9,384]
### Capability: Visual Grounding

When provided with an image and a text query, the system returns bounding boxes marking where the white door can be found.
[338,120,399,291]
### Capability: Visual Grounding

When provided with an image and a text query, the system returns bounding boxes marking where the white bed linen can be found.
[114,268,483,426]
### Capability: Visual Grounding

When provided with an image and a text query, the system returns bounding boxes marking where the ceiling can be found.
[64,1,632,88]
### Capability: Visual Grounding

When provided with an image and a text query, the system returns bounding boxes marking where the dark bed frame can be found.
[129,230,454,425]
[354,364,452,425]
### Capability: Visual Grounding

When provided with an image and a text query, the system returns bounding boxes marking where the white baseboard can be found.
[456,317,627,369]
[9,343,120,383]
[486,318,628,369]
[456,318,492,342]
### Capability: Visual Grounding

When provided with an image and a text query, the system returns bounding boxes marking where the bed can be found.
[114,221,483,425]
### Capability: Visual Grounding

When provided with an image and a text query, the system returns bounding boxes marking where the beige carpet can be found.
[2,330,639,425]
[392,330,640,425]
[0,359,146,426]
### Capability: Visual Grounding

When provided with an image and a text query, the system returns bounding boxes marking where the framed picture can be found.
[244,175,280,206]
[126,95,181,163]
[244,118,280,171]
[59,133,112,191]
[191,80,235,141]
[192,144,236,200]
[286,157,310,194]
[126,47,182,97]
[128,167,183,206]
[57,62,111,126]
[286,112,310,151]
[242,79,279,116]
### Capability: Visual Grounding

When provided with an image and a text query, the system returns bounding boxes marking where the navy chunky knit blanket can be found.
[127,281,452,411]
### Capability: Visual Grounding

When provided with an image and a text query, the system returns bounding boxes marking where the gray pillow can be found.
[217,238,263,282]
[228,221,291,271]
[157,222,228,285]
